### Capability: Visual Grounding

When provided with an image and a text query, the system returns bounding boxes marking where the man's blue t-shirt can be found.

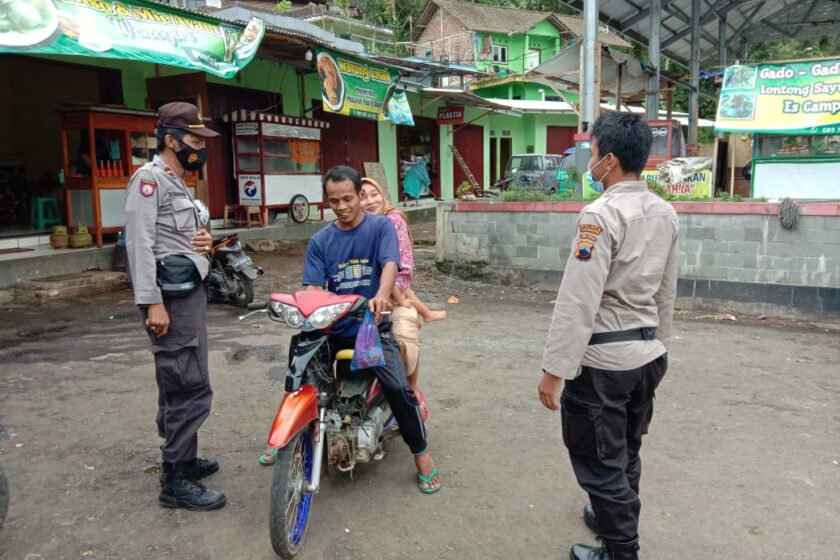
[303,214,400,337]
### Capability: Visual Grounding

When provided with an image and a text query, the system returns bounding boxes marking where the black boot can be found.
[159,458,219,485]
[193,457,219,480]
[159,462,226,511]
[583,503,601,534]
[569,538,639,560]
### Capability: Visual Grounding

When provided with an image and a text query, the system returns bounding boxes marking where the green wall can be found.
[474,20,564,76]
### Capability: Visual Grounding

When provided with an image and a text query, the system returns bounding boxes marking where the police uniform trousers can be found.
[141,285,213,464]
[560,353,667,545]
[330,323,427,456]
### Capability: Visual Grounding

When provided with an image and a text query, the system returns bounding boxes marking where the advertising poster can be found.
[716,59,840,134]
[239,174,262,205]
[316,47,411,123]
[0,0,265,78]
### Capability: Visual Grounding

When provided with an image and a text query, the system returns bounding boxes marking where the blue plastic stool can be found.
[30,197,62,231]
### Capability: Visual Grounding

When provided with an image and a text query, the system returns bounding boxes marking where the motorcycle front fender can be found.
[268,385,319,449]
[238,265,263,280]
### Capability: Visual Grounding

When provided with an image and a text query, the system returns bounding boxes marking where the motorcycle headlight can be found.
[308,303,351,329]
[271,302,305,328]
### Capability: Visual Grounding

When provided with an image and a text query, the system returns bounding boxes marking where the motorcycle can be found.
[208,233,263,307]
[241,291,397,558]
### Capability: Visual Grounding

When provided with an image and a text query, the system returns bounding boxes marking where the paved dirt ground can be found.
[0,221,838,560]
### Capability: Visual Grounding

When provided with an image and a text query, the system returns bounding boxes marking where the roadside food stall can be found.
[0,0,266,241]
[716,58,840,199]
[60,107,198,246]
[224,111,330,223]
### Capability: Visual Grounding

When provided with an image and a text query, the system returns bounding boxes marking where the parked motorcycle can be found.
[208,233,263,307]
[241,291,397,558]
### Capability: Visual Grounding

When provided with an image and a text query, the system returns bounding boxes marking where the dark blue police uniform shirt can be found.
[303,213,400,337]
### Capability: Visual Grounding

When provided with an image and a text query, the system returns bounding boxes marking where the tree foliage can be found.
[745,36,840,65]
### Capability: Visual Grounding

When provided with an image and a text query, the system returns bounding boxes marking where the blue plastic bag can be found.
[350,308,386,371]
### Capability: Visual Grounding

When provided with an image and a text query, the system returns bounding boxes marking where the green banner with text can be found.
[0,0,265,78]
[716,59,840,135]
[316,47,407,122]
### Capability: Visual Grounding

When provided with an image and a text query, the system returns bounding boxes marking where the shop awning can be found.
[222,110,330,129]
[526,42,648,102]
[0,0,265,78]
[421,88,522,117]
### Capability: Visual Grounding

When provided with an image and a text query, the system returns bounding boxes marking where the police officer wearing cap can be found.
[125,101,225,511]
[538,113,679,560]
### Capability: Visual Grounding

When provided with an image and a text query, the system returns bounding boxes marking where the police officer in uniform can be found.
[538,113,679,560]
[125,102,226,511]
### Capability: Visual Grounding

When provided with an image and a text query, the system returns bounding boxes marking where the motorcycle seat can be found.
[335,349,354,361]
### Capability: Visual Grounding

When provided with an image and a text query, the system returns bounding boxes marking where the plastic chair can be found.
[30,196,62,231]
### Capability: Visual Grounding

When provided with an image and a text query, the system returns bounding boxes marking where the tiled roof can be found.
[551,14,631,49]
[426,0,553,35]
[414,0,630,48]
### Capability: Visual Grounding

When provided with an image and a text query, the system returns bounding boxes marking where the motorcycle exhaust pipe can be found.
[306,407,327,494]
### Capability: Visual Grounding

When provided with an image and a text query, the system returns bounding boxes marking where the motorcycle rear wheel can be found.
[269,428,315,558]
[229,272,254,307]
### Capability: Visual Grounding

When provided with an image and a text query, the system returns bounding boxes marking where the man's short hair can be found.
[322,165,362,193]
[155,127,183,152]
[590,113,653,175]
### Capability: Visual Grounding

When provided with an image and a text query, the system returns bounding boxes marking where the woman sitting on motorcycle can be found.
[358,177,444,419]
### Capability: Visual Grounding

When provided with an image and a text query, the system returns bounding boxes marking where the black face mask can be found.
[175,143,207,171]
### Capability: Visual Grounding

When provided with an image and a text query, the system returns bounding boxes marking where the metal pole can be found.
[718,14,727,69]
[646,0,661,121]
[581,0,598,132]
[688,0,700,149]
[576,0,599,197]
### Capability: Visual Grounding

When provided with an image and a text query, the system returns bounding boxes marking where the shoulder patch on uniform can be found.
[575,239,594,261]
[140,179,157,198]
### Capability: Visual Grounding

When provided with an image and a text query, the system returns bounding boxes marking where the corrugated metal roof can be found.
[557,0,840,67]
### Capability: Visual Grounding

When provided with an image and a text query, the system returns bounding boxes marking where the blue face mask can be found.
[584,155,609,193]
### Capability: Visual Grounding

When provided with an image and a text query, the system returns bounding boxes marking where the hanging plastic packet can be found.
[350,308,386,371]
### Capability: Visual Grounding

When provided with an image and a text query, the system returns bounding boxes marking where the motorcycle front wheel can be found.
[269,428,315,559]
[229,271,254,307]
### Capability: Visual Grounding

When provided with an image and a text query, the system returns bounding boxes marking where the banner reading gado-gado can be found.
[716,59,840,134]
[316,47,410,123]
[0,0,265,78]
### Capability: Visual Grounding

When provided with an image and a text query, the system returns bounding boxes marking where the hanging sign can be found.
[0,0,265,79]
[315,47,408,122]
[716,59,840,134]
[437,106,464,125]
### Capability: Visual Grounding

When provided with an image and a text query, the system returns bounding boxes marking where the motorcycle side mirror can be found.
[194,199,210,228]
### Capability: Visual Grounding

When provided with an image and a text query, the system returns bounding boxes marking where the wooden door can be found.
[499,137,512,179]
[547,126,575,154]
[453,124,484,189]
[490,137,498,185]
[313,102,378,175]
[205,83,282,217]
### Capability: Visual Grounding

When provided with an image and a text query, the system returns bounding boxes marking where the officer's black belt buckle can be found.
[588,327,657,345]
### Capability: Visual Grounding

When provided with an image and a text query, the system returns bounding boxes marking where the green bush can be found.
[499,189,554,202]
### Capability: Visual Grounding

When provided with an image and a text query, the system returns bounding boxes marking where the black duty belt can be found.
[588,327,657,345]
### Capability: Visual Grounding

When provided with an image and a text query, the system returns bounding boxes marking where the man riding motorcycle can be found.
[298,165,441,494]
